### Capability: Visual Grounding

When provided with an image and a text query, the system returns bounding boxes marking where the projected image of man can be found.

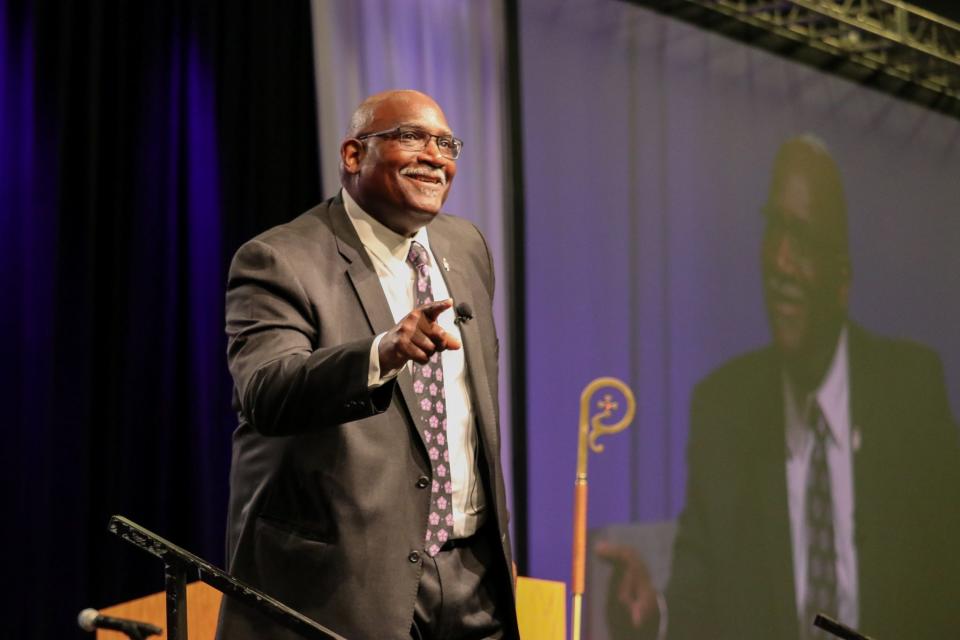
[602,135,960,640]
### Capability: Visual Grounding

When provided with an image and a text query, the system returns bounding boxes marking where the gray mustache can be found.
[401,167,446,185]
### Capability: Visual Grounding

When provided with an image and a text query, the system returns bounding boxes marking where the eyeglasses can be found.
[761,208,845,264]
[356,126,463,160]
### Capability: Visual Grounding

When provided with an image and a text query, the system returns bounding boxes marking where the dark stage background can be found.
[2,1,320,636]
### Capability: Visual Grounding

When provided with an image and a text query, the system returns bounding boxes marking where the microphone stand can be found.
[121,627,158,640]
[107,515,345,640]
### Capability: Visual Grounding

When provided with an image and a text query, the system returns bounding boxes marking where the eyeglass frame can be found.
[760,205,848,268]
[355,126,463,160]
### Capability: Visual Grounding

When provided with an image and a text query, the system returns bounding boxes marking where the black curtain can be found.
[2,1,321,637]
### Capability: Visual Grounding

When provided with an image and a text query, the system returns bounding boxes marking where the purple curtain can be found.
[1,2,321,637]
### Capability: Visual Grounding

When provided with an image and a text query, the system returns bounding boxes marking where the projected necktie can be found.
[803,403,838,638]
[407,241,453,557]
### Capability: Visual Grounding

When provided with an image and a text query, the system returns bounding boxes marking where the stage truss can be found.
[628,0,960,118]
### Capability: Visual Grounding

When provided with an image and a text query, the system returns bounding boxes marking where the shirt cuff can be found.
[655,592,668,640]
[368,333,401,388]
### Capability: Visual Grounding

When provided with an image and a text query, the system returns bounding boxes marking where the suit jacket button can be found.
[408,551,421,563]
[416,476,430,489]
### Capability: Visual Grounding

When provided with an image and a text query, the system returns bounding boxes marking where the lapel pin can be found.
[442,257,450,272]
[852,426,862,453]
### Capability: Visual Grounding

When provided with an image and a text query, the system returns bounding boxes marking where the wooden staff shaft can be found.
[571,480,588,595]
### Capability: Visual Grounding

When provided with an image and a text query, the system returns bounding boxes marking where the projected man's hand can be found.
[596,541,660,639]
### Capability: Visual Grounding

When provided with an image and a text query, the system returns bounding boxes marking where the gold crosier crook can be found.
[571,377,636,640]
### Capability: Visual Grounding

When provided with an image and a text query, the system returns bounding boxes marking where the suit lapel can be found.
[847,324,883,630]
[329,198,427,443]
[749,353,800,640]
[427,229,500,466]
[330,197,394,334]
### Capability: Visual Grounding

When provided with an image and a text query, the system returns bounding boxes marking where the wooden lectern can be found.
[96,577,565,640]
[101,517,565,639]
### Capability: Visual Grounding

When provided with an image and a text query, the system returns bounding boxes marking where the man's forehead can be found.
[766,169,848,246]
[368,96,451,133]
[769,172,814,222]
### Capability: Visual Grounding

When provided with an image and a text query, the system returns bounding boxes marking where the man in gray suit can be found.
[216,90,518,640]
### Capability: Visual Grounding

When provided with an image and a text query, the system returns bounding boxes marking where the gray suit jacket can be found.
[216,194,517,639]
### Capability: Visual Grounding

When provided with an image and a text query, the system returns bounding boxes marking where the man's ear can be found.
[341,139,363,174]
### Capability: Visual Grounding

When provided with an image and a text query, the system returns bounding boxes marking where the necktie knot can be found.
[806,399,830,442]
[407,241,430,272]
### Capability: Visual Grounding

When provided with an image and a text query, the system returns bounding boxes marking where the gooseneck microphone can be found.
[454,302,474,325]
[813,614,873,640]
[77,608,162,638]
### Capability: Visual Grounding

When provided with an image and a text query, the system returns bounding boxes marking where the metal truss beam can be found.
[626,0,960,119]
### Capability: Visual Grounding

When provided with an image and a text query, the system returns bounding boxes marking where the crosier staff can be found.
[571,377,636,640]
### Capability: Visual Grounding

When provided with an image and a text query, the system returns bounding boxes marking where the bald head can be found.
[764,134,848,250]
[345,90,443,138]
[339,90,457,237]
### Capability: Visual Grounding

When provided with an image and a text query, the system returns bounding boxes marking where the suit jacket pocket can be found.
[255,513,336,544]
[252,514,340,605]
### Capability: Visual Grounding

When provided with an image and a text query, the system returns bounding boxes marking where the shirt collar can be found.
[784,325,850,455]
[815,325,849,444]
[341,188,432,273]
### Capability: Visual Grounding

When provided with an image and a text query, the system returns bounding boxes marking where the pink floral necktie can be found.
[407,241,453,557]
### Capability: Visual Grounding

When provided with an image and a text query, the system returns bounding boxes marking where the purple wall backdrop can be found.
[520,0,960,588]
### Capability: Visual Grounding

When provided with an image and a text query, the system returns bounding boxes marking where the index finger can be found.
[419,298,454,322]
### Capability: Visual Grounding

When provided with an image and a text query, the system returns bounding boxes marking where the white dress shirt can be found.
[342,189,486,538]
[784,326,859,628]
